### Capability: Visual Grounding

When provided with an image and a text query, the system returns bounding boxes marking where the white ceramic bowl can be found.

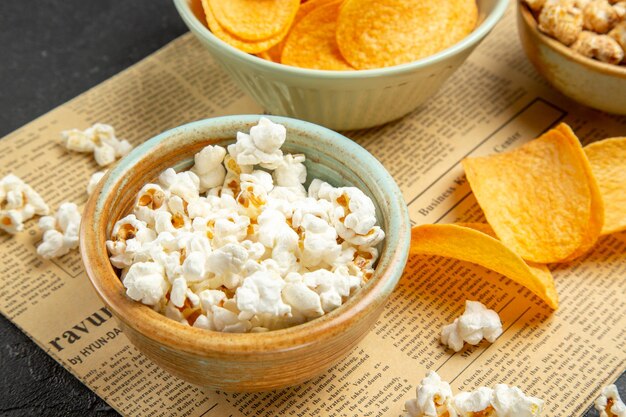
[174,0,508,130]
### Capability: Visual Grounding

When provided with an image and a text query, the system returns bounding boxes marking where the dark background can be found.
[0,1,622,416]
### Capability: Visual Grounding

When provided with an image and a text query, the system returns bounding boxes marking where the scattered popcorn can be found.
[491,384,544,417]
[595,385,626,417]
[0,174,49,234]
[87,171,106,196]
[60,123,132,167]
[404,371,454,417]
[452,387,494,416]
[36,202,82,259]
[106,118,384,332]
[441,300,503,352]
[404,372,544,417]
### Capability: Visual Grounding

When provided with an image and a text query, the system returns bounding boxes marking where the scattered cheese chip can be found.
[282,1,354,70]
[462,123,604,264]
[584,137,626,235]
[208,0,300,42]
[410,223,559,309]
[336,0,477,69]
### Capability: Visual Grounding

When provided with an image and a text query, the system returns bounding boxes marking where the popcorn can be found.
[0,174,49,234]
[182,251,207,282]
[595,385,626,417]
[122,262,168,305]
[159,168,200,202]
[441,300,503,352]
[452,387,494,416]
[206,243,248,288]
[237,170,273,219]
[105,119,384,332]
[107,214,156,268]
[170,277,188,308]
[257,209,299,274]
[199,289,227,312]
[404,372,543,417]
[303,269,361,313]
[60,123,132,167]
[404,371,453,417]
[273,154,307,188]
[213,305,251,333]
[491,384,543,417]
[328,186,385,247]
[227,117,286,168]
[283,273,324,318]
[87,171,106,196]
[36,202,81,259]
[299,213,342,268]
[236,270,291,319]
[191,145,227,192]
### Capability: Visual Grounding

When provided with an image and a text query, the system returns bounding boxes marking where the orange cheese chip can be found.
[462,123,604,264]
[585,137,626,235]
[201,0,288,54]
[411,223,559,309]
[336,0,477,69]
[208,0,300,41]
[282,1,354,70]
[266,0,341,63]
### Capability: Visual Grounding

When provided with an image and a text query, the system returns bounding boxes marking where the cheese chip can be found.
[208,0,300,41]
[411,224,559,309]
[462,123,604,264]
[265,0,341,63]
[201,0,288,54]
[282,1,354,70]
[336,0,477,69]
[585,137,626,235]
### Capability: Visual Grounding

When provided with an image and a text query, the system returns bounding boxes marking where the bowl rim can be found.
[173,0,509,77]
[518,2,626,77]
[80,114,411,357]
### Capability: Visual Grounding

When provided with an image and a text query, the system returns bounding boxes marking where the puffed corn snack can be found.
[404,371,544,417]
[0,174,49,234]
[106,118,385,333]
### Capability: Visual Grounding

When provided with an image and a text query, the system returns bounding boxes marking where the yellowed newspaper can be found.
[1,4,625,416]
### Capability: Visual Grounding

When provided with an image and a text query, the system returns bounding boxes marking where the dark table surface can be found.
[0,1,623,416]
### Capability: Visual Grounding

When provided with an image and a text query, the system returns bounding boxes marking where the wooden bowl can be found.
[80,115,410,391]
[517,2,626,114]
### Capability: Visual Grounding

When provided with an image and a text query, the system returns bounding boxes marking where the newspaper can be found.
[1,3,625,416]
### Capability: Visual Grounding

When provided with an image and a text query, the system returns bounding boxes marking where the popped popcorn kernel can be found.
[404,371,454,417]
[404,372,543,417]
[595,385,626,417]
[36,202,81,259]
[61,123,132,167]
[0,174,49,234]
[441,300,503,352]
[106,119,384,332]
